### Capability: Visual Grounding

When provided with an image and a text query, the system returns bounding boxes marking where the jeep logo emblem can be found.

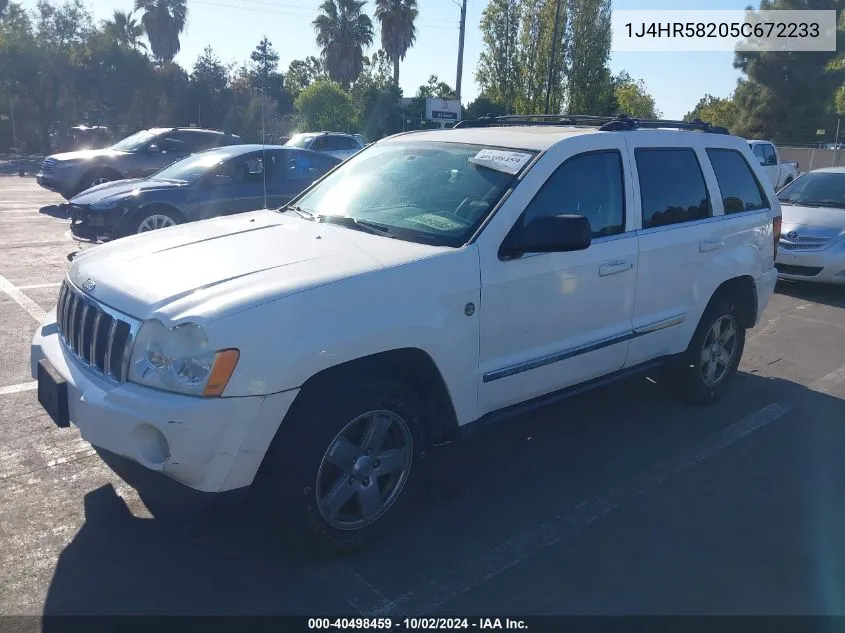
[81,277,95,292]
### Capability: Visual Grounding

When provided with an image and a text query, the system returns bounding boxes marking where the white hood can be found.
[780,203,845,232]
[68,210,449,324]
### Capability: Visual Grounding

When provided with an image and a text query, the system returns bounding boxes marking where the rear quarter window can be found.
[706,148,768,214]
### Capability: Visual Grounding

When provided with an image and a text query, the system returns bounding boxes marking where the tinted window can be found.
[523,151,625,238]
[330,136,359,150]
[777,171,845,209]
[636,148,711,229]
[212,153,265,186]
[287,151,335,180]
[166,131,219,153]
[706,149,767,214]
[311,136,329,151]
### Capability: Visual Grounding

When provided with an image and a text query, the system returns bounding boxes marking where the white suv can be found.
[284,132,364,160]
[31,116,780,553]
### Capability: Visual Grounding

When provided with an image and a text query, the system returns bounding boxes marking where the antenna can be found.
[261,36,268,210]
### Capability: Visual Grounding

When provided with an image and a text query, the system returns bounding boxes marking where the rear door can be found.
[623,134,730,368]
[275,150,338,204]
[196,152,269,218]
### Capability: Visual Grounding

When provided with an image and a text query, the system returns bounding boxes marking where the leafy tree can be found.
[565,0,614,115]
[732,0,842,143]
[249,36,288,112]
[189,46,230,129]
[313,0,374,90]
[476,0,521,112]
[614,72,660,119]
[464,93,508,120]
[286,56,326,100]
[103,9,146,51]
[374,0,417,86]
[134,0,187,64]
[515,0,564,113]
[295,80,353,131]
[0,0,8,16]
[351,50,401,140]
[684,93,737,130]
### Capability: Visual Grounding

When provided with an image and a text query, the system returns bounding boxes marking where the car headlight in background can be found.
[89,199,124,211]
[128,320,239,397]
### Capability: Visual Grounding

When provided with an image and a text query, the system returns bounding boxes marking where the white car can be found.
[31,117,780,553]
[775,167,845,284]
[284,132,364,160]
[748,140,800,191]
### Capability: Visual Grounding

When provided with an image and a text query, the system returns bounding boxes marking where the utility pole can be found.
[455,0,467,103]
[7,81,17,154]
[544,0,563,115]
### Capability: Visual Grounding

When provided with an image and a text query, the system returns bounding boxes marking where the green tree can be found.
[103,9,146,51]
[189,45,230,129]
[684,93,737,130]
[313,0,374,90]
[351,50,401,140]
[134,0,187,64]
[515,0,564,113]
[249,36,288,112]
[464,93,508,120]
[476,0,521,112]
[286,56,326,100]
[295,80,353,131]
[374,0,417,86]
[565,0,614,114]
[614,72,660,119]
[732,0,843,143]
[1,0,10,16]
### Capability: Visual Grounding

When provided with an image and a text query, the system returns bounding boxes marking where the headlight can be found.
[89,199,123,211]
[128,320,239,397]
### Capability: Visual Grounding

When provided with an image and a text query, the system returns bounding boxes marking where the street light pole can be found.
[455,0,467,103]
[7,81,17,153]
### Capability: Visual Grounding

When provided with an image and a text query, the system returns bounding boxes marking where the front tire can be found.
[664,294,746,405]
[127,208,181,235]
[257,376,427,555]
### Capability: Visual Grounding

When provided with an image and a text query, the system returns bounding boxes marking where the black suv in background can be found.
[36,127,241,199]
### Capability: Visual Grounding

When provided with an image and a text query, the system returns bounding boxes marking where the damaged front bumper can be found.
[69,204,124,240]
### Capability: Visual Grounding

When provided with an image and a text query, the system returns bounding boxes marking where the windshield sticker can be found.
[408,213,467,231]
[469,150,533,175]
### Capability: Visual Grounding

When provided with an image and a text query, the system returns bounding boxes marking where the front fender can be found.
[205,246,482,426]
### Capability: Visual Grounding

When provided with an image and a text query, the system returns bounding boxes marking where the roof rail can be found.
[454,113,730,135]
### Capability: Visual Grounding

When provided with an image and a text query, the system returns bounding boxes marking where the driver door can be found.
[477,135,639,415]
[196,152,269,219]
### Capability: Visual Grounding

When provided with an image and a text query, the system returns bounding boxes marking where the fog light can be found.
[131,424,170,467]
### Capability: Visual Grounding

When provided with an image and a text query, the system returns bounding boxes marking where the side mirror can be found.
[500,214,592,258]
[148,143,161,154]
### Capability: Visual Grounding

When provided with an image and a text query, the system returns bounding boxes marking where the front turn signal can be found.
[203,349,240,397]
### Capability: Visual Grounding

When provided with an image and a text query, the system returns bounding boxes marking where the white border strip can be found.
[0,273,46,322]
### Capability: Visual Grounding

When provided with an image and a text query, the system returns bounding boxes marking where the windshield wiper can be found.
[788,201,845,209]
[316,215,394,237]
[281,204,315,220]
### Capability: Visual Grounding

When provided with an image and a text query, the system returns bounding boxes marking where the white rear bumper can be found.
[31,308,298,492]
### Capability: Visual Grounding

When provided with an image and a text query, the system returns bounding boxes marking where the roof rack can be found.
[453,113,730,135]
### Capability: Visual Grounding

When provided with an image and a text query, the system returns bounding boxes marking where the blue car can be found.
[68,144,341,239]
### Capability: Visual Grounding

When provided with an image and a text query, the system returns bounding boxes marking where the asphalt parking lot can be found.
[2,175,845,617]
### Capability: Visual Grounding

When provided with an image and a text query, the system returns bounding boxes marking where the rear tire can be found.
[255,376,428,555]
[664,294,746,405]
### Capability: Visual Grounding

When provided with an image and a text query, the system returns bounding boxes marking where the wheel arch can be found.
[292,347,461,446]
[708,275,758,329]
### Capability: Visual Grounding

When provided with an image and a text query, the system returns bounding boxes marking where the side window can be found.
[311,136,328,151]
[522,150,625,238]
[213,154,264,185]
[334,136,359,150]
[763,143,777,166]
[287,151,320,179]
[751,143,766,161]
[706,148,768,214]
[635,148,711,229]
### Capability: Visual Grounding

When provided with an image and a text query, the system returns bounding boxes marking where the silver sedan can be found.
[776,167,845,285]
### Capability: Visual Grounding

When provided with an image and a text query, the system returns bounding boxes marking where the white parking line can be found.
[0,273,46,322]
[16,282,61,290]
[0,381,37,396]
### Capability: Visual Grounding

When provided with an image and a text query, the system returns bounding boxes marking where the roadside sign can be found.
[817,129,826,135]
[0,115,8,120]
[425,98,461,121]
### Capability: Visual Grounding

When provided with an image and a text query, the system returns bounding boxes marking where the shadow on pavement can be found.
[776,279,845,309]
[39,204,70,219]
[42,371,845,615]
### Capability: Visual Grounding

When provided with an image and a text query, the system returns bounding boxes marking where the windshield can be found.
[151,150,227,182]
[285,134,316,149]
[292,141,536,247]
[110,130,157,152]
[777,172,845,208]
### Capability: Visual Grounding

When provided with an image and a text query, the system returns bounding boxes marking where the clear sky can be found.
[19,0,756,119]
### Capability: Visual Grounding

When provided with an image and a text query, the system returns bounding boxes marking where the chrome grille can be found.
[779,236,831,252]
[56,281,138,382]
[41,158,58,174]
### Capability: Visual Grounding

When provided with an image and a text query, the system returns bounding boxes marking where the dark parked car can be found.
[68,144,340,239]
[37,127,242,199]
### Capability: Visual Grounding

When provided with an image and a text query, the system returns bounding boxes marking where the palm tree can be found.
[134,0,188,64]
[104,10,147,51]
[374,0,417,87]
[313,0,374,90]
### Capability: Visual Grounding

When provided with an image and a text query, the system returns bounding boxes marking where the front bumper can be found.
[776,248,845,285]
[36,173,74,197]
[69,204,124,240]
[31,309,299,493]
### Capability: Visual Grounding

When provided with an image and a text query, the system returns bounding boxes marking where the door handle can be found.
[699,238,725,253]
[599,259,633,276]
